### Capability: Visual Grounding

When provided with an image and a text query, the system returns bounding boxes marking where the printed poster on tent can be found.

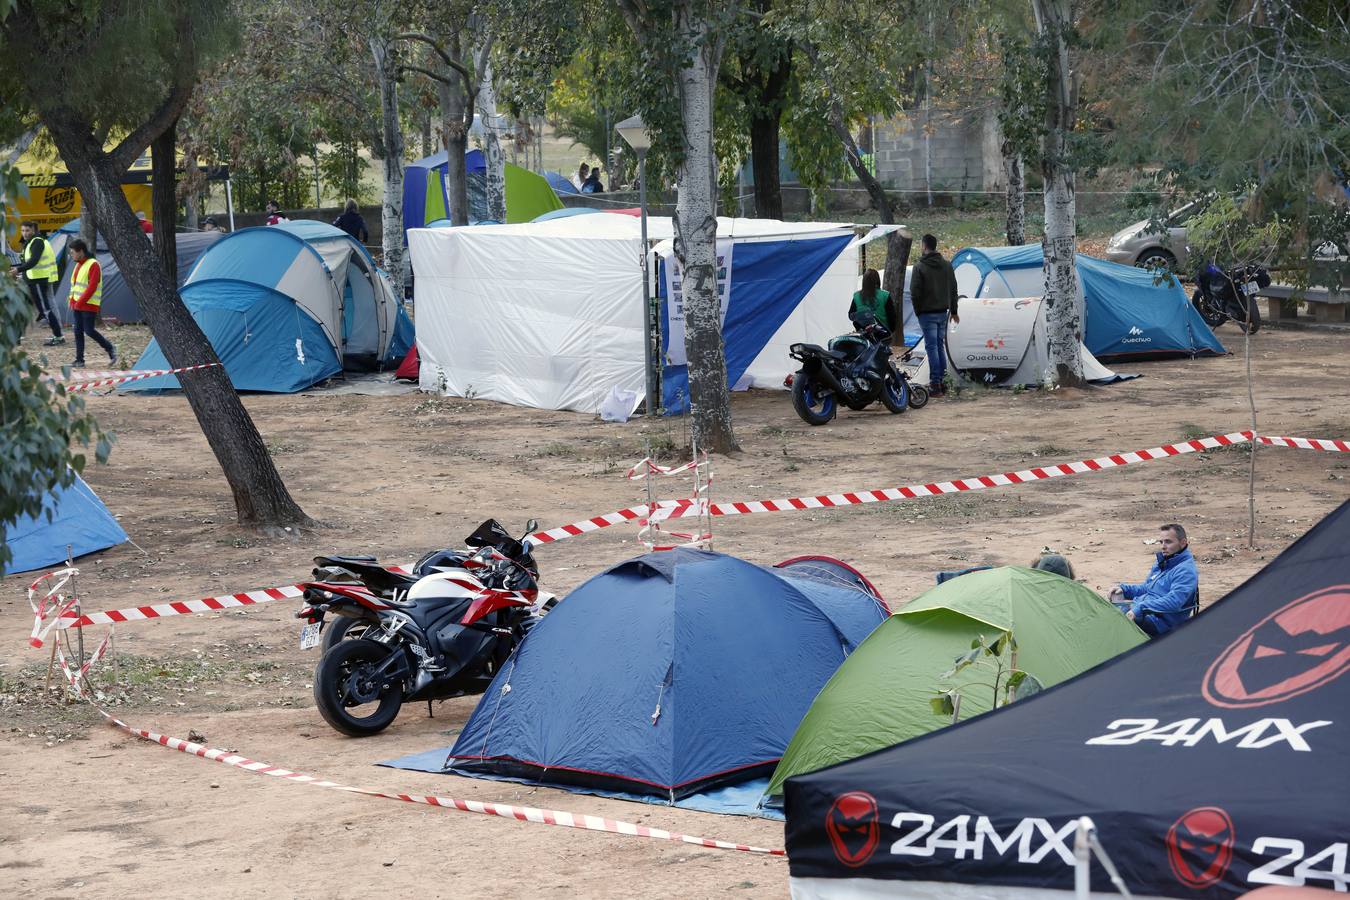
[663,240,733,367]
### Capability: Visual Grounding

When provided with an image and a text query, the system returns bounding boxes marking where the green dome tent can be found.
[765,566,1146,797]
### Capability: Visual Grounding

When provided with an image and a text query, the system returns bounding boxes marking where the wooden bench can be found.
[1261,282,1350,324]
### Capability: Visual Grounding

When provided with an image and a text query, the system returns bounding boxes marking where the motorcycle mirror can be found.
[524,518,539,535]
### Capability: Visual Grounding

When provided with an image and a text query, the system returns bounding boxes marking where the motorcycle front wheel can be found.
[314,639,405,737]
[907,383,930,409]
[792,373,836,426]
[879,371,909,413]
[1192,289,1227,328]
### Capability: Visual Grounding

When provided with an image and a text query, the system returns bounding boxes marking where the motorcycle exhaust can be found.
[809,361,849,397]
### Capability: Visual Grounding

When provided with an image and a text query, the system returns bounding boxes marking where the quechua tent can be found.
[444,549,888,799]
[124,222,412,393]
[766,566,1146,797]
[4,473,128,574]
[401,149,563,230]
[951,246,1226,362]
[784,501,1350,899]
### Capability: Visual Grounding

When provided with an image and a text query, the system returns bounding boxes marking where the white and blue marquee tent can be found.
[125,222,413,393]
[408,215,894,414]
[951,245,1226,362]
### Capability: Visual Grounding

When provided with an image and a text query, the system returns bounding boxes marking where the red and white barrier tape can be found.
[26,430,1347,642]
[530,430,1258,543]
[62,363,221,392]
[50,636,782,856]
[1259,434,1350,452]
[629,453,715,551]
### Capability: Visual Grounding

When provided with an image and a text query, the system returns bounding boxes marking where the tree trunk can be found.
[476,59,507,223]
[57,142,313,529]
[371,37,407,296]
[1033,0,1085,388]
[80,188,97,247]
[436,36,473,228]
[882,230,912,322]
[1002,139,1025,246]
[151,120,178,285]
[749,110,783,220]
[674,6,737,454]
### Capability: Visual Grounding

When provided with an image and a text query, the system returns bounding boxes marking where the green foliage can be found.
[1187,193,1293,271]
[932,630,1044,721]
[0,165,110,575]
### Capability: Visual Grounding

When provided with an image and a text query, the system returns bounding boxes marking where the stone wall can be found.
[871,107,999,196]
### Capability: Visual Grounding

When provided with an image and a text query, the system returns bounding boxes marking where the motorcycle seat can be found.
[314,556,419,594]
[799,343,849,360]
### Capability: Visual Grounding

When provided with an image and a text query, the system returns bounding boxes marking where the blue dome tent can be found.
[443,549,888,799]
[124,222,412,393]
[4,473,127,574]
[951,246,1226,361]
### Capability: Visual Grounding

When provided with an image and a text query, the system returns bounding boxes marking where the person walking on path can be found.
[332,199,369,243]
[65,238,117,368]
[908,233,960,396]
[9,220,64,344]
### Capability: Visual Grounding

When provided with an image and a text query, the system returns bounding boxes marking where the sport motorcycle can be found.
[788,318,928,426]
[297,519,547,736]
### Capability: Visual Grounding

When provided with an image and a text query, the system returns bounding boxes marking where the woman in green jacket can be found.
[848,268,896,332]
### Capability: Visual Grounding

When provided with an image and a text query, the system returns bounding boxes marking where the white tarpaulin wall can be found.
[904,296,1131,386]
[409,216,897,413]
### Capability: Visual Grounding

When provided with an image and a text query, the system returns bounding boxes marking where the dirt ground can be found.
[2,322,1348,899]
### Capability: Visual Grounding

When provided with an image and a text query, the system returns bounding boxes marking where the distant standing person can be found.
[9,220,64,345]
[848,268,896,333]
[65,238,117,367]
[332,199,369,243]
[909,233,959,396]
[572,162,590,191]
[265,200,289,226]
[580,167,603,194]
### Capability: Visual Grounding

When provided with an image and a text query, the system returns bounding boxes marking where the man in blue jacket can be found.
[1109,523,1199,637]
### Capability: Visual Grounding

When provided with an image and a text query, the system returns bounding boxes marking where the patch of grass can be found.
[265,440,299,455]
[534,442,580,459]
[1031,444,1072,457]
[759,424,786,437]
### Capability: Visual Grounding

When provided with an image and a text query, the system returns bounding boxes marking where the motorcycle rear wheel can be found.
[314,639,404,737]
[321,616,373,653]
[792,374,836,426]
[1238,297,1261,334]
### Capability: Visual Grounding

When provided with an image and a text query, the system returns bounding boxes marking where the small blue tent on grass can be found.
[444,549,888,799]
[951,245,1226,361]
[4,473,127,574]
[124,222,412,393]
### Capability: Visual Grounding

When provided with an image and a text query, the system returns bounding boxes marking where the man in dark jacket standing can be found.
[909,233,959,395]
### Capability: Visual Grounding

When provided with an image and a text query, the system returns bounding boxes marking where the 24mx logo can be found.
[1085,716,1331,751]
[889,813,1078,865]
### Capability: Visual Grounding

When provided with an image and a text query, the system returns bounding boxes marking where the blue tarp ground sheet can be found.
[378,746,785,820]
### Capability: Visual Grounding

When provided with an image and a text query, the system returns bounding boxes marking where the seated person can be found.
[1030,552,1074,579]
[1108,523,1198,638]
[849,268,896,333]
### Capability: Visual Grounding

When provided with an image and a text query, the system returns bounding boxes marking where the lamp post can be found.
[616,114,658,417]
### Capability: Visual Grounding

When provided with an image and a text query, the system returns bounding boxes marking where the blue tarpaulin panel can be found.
[661,233,853,413]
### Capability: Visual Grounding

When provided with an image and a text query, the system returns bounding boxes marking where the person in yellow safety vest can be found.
[8,220,65,344]
[66,238,117,368]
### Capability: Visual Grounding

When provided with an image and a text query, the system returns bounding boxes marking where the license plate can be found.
[299,622,322,650]
[1242,281,1260,295]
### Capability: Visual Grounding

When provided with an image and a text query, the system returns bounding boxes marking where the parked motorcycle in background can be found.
[1192,262,1271,333]
[788,316,928,426]
[297,519,549,736]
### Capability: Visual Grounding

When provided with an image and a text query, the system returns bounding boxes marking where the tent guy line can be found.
[23,430,1345,644]
[34,589,785,858]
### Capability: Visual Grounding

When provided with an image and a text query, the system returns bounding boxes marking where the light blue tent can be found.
[4,473,128,574]
[951,246,1225,361]
[124,222,413,393]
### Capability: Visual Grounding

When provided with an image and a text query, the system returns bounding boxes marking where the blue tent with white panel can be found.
[407,215,890,414]
[124,222,412,393]
[951,245,1225,361]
